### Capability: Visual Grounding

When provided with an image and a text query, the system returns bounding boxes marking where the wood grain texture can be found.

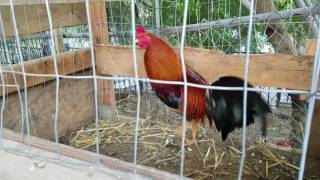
[97,78,116,114]
[308,101,320,159]
[89,1,109,44]
[305,39,317,56]
[89,1,116,117]
[0,139,124,180]
[54,28,64,53]
[2,73,95,140]
[1,3,87,37]
[1,48,91,95]
[303,38,320,159]
[95,45,315,90]
[2,128,188,180]
[305,101,320,177]
[0,0,119,6]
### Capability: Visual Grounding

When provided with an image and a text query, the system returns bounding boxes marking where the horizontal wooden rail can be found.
[0,0,119,6]
[2,43,317,95]
[2,128,187,180]
[95,45,315,90]
[1,48,91,95]
[1,3,87,37]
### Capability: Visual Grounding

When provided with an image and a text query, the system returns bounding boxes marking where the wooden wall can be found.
[1,48,91,95]
[0,3,87,37]
[95,45,315,90]
[1,72,95,140]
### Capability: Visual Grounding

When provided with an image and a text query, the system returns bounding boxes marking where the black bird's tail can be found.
[205,76,271,141]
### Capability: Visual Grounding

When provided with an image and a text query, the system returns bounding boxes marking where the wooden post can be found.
[305,101,320,176]
[54,28,64,53]
[89,1,116,119]
[308,102,320,159]
[304,39,320,176]
[89,1,109,44]
[306,41,320,146]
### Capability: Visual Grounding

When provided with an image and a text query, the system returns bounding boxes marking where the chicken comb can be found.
[136,26,145,33]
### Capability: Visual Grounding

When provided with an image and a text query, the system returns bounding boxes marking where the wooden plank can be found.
[308,101,320,159]
[0,0,119,6]
[306,101,320,176]
[97,78,116,118]
[1,3,87,37]
[300,39,317,100]
[95,45,315,90]
[54,28,64,53]
[305,38,320,176]
[2,72,95,140]
[305,39,317,56]
[2,128,188,180]
[1,48,91,95]
[89,1,109,44]
[0,140,123,180]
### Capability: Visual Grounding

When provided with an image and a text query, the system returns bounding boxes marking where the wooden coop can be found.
[0,0,319,179]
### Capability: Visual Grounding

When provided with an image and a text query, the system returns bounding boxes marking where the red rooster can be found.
[135,26,270,145]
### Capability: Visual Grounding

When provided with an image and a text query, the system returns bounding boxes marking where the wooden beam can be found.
[298,39,317,100]
[305,39,317,56]
[0,140,126,180]
[305,38,320,176]
[54,28,64,53]
[2,128,188,180]
[1,48,91,95]
[1,3,87,37]
[305,100,320,176]
[90,1,116,119]
[305,101,320,176]
[89,1,109,44]
[0,0,120,6]
[3,71,95,140]
[95,45,315,90]
[308,101,320,159]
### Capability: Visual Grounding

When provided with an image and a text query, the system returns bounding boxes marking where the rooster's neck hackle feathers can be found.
[144,34,182,81]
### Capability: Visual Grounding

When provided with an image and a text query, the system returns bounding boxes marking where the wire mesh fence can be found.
[0,0,319,179]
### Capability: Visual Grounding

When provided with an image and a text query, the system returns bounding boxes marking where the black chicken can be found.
[206,76,271,141]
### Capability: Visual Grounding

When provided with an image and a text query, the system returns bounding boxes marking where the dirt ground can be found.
[62,92,319,180]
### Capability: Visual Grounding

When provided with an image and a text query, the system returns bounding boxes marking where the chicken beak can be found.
[135,39,139,44]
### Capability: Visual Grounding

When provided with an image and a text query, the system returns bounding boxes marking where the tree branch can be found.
[294,0,318,37]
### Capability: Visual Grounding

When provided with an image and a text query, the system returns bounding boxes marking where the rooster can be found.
[135,26,270,145]
[206,76,271,141]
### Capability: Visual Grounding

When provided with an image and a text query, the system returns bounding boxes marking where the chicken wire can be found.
[108,0,312,146]
[0,26,89,64]
[105,0,320,178]
[0,0,319,179]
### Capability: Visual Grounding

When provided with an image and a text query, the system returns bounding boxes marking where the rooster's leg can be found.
[185,120,198,146]
[175,121,192,137]
[175,120,199,146]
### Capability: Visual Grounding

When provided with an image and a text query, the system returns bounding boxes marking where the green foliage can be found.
[274,0,295,10]
[274,0,310,47]
[158,0,252,52]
